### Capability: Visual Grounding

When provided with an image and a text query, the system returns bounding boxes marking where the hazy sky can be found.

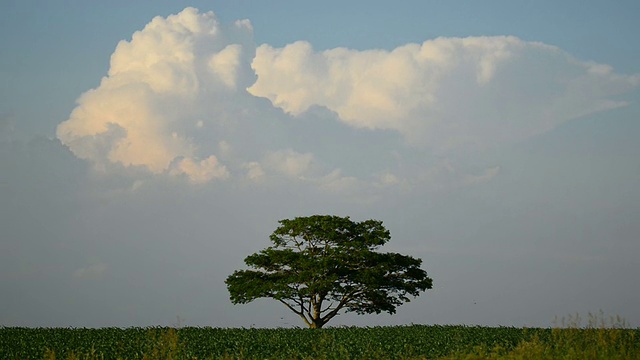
[1,1,639,328]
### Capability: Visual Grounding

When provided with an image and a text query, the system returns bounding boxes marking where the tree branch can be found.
[278,299,311,327]
[320,289,362,324]
[320,301,335,314]
[277,299,301,316]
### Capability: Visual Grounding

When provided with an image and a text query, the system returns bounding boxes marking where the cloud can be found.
[169,155,229,184]
[56,7,255,182]
[242,161,265,181]
[249,37,639,151]
[263,148,315,179]
[56,7,638,190]
[209,44,244,89]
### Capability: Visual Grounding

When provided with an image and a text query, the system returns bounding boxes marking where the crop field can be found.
[1,321,639,360]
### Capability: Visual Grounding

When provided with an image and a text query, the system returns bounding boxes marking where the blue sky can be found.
[1,1,639,328]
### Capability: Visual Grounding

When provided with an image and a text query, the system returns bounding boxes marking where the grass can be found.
[1,313,638,359]
[443,312,638,360]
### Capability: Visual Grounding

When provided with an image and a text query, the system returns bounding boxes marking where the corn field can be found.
[1,322,638,359]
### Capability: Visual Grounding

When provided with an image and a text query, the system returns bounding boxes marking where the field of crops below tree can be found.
[2,314,639,360]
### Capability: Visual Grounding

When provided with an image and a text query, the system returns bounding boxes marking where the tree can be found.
[225,215,433,328]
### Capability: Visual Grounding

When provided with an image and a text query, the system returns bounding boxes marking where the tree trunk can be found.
[309,297,324,328]
[309,319,324,329]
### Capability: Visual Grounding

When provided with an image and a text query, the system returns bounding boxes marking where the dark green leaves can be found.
[270,215,390,250]
[226,215,433,328]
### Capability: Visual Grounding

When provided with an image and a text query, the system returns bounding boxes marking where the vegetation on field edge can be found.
[1,313,637,360]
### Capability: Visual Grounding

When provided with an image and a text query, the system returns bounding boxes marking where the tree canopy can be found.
[225,215,433,328]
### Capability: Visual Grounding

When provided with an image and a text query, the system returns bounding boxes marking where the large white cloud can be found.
[249,37,639,151]
[56,7,639,187]
[56,7,254,182]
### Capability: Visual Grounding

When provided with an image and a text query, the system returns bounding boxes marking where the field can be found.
[1,317,638,359]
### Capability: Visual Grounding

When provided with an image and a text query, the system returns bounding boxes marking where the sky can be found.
[1,1,639,328]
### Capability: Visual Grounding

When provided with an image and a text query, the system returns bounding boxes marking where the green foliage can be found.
[1,323,638,360]
[442,313,639,360]
[226,215,433,328]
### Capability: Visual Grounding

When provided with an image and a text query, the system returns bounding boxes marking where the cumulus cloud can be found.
[249,37,639,151]
[56,7,639,189]
[56,7,255,182]
[209,44,244,89]
[169,155,229,184]
[242,161,265,181]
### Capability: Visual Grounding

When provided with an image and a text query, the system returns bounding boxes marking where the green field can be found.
[2,319,639,360]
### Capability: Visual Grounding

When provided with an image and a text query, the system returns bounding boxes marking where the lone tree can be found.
[225,215,433,328]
